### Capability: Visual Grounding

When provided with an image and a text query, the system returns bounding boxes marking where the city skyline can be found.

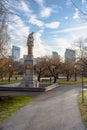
[7,0,87,58]
[65,48,76,61]
[12,45,20,61]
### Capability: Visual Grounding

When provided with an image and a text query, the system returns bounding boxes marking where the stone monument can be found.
[20,32,38,88]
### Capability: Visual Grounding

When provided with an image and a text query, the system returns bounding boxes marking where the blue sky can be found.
[7,0,87,58]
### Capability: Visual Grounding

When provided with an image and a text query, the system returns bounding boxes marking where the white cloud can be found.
[70,29,87,41]
[9,15,29,37]
[12,15,24,27]
[64,16,69,20]
[53,38,71,56]
[55,38,70,47]
[18,45,27,58]
[29,15,44,27]
[73,8,79,19]
[10,35,16,40]
[40,7,52,18]
[21,1,30,12]
[45,22,60,29]
[81,0,86,4]
[43,37,71,57]
[15,1,32,14]
[33,30,47,57]
[9,24,15,30]
[54,25,87,33]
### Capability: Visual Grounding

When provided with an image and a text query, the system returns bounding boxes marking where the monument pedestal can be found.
[20,75,38,88]
[20,55,39,88]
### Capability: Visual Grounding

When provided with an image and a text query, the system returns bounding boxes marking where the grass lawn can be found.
[0,80,21,85]
[0,95,32,124]
[78,91,87,128]
[58,77,87,85]
[1,77,87,85]
[39,77,87,85]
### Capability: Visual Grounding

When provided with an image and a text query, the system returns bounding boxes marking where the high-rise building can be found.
[52,51,58,57]
[52,51,60,59]
[12,45,20,61]
[65,49,76,61]
[84,46,87,57]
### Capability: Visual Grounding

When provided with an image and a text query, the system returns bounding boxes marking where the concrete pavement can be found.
[0,84,87,130]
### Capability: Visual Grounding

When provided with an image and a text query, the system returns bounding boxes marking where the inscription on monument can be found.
[25,64,33,74]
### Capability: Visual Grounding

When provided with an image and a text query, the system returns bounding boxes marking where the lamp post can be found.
[52,66,56,83]
[74,65,77,81]
[8,64,11,82]
[81,69,84,103]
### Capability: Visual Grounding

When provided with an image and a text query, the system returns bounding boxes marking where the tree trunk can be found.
[8,75,11,82]
[38,74,40,82]
[66,73,69,81]
[0,73,3,81]
[54,76,57,83]
[56,73,59,79]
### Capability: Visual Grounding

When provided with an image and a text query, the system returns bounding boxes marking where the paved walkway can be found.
[0,84,87,130]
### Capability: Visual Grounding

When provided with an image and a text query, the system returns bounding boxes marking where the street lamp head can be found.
[74,64,77,69]
[9,64,11,67]
[81,68,84,72]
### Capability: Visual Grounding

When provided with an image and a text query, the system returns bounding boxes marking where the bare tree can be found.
[0,1,19,58]
[36,57,47,82]
[61,59,75,81]
[0,57,15,80]
[45,56,61,83]
[0,15,10,58]
[74,37,87,67]
[71,0,87,21]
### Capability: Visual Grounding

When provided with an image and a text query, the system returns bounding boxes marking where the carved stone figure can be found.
[27,32,34,55]
[27,32,34,45]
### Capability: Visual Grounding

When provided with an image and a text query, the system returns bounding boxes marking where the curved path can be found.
[0,84,87,130]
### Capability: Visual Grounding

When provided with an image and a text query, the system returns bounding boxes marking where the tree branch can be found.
[71,0,87,16]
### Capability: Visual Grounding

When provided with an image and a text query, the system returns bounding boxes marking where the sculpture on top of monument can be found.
[27,32,34,55]
[27,32,34,45]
